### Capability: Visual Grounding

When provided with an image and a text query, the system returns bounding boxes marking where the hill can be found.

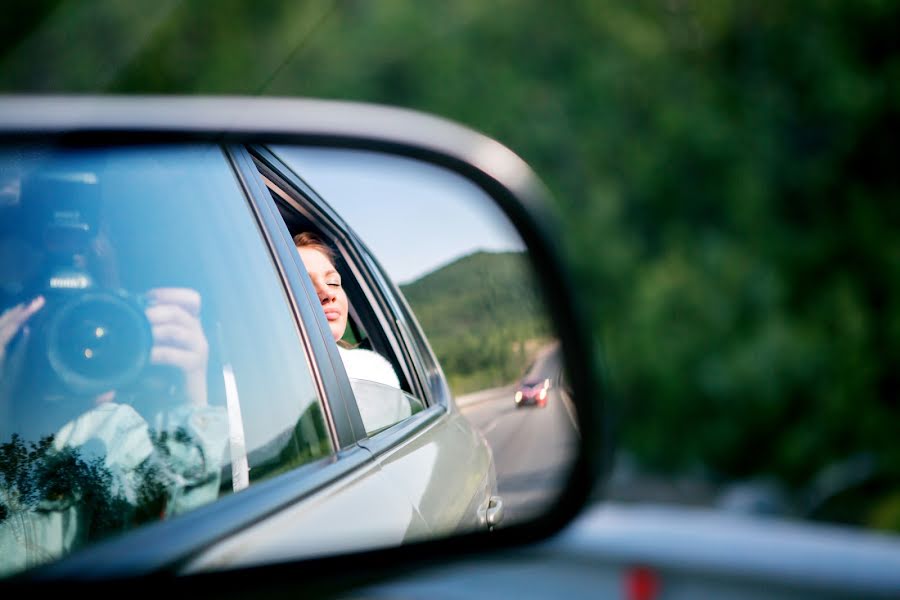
[400,251,551,394]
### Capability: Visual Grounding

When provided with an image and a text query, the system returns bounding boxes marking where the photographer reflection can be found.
[0,167,226,575]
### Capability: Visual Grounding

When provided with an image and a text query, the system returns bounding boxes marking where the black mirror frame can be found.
[0,95,609,595]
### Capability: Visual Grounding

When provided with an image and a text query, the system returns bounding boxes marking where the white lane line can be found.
[559,390,579,436]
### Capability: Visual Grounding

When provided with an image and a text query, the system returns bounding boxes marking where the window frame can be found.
[225,145,363,449]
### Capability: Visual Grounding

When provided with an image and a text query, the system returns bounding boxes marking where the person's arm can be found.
[148,402,228,514]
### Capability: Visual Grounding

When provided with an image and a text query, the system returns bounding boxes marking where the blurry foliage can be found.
[1,0,899,530]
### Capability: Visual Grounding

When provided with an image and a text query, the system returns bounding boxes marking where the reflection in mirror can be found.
[275,147,578,527]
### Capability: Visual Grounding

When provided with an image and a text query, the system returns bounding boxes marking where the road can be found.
[457,342,579,525]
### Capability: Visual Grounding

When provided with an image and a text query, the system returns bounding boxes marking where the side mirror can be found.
[0,96,605,590]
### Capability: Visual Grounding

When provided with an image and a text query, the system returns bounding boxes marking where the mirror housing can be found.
[0,95,606,590]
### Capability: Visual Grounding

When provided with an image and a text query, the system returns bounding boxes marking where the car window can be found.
[0,143,331,577]
[324,251,428,435]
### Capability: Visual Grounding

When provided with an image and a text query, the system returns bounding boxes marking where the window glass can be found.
[0,144,330,577]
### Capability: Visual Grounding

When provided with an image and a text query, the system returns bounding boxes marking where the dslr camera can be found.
[17,168,153,397]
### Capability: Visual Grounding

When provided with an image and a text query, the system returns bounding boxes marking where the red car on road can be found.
[515,376,551,408]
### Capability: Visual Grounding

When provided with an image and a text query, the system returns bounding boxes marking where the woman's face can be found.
[297,246,349,342]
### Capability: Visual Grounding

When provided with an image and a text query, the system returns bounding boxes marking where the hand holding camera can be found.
[6,167,213,412]
[0,295,45,372]
[145,287,209,408]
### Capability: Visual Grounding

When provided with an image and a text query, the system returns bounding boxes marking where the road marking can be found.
[559,391,579,436]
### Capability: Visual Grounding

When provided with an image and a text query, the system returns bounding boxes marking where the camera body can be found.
[17,168,153,397]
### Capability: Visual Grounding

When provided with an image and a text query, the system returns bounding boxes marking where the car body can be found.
[514,376,551,408]
[0,96,523,580]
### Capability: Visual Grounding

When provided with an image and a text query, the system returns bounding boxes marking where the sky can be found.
[273,146,525,285]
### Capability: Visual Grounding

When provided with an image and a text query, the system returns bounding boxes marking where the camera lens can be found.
[45,291,152,395]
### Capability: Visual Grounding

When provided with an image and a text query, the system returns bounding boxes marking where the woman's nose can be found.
[316,281,334,303]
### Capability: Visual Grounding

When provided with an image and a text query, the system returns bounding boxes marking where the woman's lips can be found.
[324,309,342,321]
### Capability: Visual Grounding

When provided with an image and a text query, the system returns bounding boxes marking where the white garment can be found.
[338,346,400,389]
[337,346,409,434]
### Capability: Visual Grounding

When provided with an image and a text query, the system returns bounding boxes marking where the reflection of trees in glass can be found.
[244,402,330,482]
[1,434,129,539]
[0,424,211,576]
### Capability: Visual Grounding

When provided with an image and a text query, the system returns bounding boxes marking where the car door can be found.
[351,242,500,536]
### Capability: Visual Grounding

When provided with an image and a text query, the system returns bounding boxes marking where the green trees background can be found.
[2,0,898,530]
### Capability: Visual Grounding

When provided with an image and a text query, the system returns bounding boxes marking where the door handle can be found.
[485,495,503,529]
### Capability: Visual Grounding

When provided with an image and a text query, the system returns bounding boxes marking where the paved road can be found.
[457,343,579,526]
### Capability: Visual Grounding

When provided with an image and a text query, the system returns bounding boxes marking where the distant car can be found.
[515,376,551,408]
